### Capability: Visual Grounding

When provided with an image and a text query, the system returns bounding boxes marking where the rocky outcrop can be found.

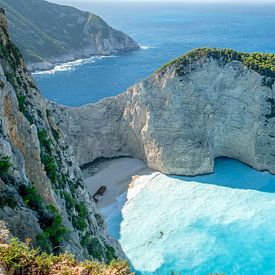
[50,49,275,176]
[0,9,121,261]
[0,0,139,71]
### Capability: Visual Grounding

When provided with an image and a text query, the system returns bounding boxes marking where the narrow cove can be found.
[83,158,275,274]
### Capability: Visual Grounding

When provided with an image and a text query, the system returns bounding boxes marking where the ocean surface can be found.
[102,158,275,274]
[33,2,275,106]
[32,2,275,274]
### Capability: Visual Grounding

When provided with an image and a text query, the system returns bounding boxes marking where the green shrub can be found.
[72,215,87,231]
[76,202,88,219]
[38,129,59,185]
[0,187,17,208]
[0,238,38,271]
[81,235,116,262]
[0,156,12,176]
[64,192,76,211]
[80,235,103,260]
[157,48,275,87]
[19,185,67,252]
[36,231,51,253]
[87,237,103,261]
[36,206,67,253]
[0,238,131,274]
[80,233,90,247]
[16,94,34,124]
[43,205,67,251]
[19,185,44,211]
[59,173,68,188]
[17,95,26,113]
[72,202,89,231]
[105,245,117,263]
[41,153,58,184]
[38,129,52,153]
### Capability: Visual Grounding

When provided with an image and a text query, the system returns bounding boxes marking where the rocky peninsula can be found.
[0,0,139,72]
[50,49,275,176]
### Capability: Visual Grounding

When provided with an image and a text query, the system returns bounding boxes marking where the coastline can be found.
[31,55,113,75]
[29,46,141,74]
[83,157,150,209]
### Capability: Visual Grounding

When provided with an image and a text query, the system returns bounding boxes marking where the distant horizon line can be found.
[49,0,275,3]
[48,0,275,6]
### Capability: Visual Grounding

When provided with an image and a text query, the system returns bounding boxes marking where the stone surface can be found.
[51,53,275,176]
[0,0,139,71]
[0,9,122,261]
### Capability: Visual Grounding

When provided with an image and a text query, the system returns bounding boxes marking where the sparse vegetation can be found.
[105,245,117,263]
[86,237,104,261]
[0,186,17,208]
[0,0,135,68]
[38,130,52,153]
[17,95,27,113]
[0,238,132,274]
[0,156,12,177]
[63,192,76,211]
[37,206,67,253]
[20,185,44,211]
[80,233,117,263]
[157,48,275,88]
[80,235,104,260]
[38,129,59,185]
[19,185,67,253]
[72,202,89,231]
[41,153,58,184]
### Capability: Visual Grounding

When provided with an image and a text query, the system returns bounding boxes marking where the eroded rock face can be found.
[51,52,275,176]
[0,10,121,261]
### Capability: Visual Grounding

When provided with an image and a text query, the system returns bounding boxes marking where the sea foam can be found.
[102,160,275,274]
[32,55,113,75]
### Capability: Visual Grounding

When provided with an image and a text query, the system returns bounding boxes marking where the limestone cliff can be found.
[51,49,275,176]
[0,0,139,71]
[0,9,121,261]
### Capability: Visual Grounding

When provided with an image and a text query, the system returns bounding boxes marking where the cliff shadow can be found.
[170,157,275,193]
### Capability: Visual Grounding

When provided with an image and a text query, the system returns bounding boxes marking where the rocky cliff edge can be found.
[51,48,275,176]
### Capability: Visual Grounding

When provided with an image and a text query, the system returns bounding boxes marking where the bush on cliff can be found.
[19,185,67,253]
[157,48,275,88]
[0,238,132,275]
[0,156,12,177]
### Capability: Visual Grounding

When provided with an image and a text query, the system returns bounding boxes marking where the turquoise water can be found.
[33,2,275,106]
[102,159,275,274]
[31,2,275,273]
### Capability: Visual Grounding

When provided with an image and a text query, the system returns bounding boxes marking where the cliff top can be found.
[157,48,275,82]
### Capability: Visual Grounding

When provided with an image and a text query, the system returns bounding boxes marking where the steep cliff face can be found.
[0,0,139,71]
[51,49,275,176]
[0,9,121,261]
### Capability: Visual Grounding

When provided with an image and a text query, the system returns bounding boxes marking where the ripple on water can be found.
[102,159,275,274]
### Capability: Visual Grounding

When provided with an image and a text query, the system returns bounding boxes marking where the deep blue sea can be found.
[32,2,275,274]
[33,2,275,106]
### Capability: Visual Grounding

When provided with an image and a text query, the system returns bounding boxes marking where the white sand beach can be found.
[83,157,150,208]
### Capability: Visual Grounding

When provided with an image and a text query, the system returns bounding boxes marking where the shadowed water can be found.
[177,157,275,193]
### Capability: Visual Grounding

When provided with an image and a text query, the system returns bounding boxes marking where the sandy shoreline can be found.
[83,157,150,208]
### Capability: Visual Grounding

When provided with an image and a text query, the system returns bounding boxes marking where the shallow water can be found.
[101,158,275,274]
[30,2,275,273]
[33,2,275,106]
